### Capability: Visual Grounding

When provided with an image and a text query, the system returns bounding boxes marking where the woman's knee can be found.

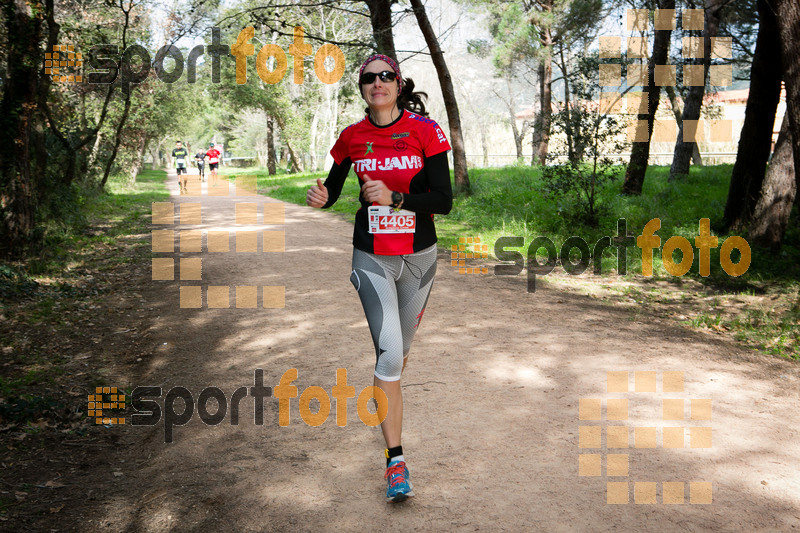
[375,347,404,381]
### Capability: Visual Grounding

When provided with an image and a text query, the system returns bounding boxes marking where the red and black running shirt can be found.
[324,108,453,255]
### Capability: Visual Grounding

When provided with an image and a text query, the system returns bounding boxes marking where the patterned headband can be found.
[358,53,403,92]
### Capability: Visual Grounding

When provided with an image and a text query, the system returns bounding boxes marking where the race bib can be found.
[368,206,416,234]
[176,158,185,167]
[209,157,219,163]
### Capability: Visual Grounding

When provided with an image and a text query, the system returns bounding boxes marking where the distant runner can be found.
[195,149,206,182]
[206,143,222,187]
[172,140,190,194]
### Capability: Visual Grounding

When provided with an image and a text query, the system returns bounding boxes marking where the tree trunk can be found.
[88,130,104,171]
[329,82,339,169]
[129,134,148,183]
[149,144,159,170]
[273,114,301,172]
[0,0,44,257]
[511,113,523,161]
[622,0,676,195]
[99,0,134,189]
[364,0,397,61]
[409,0,471,193]
[669,0,724,181]
[34,0,57,191]
[772,0,800,204]
[100,95,133,188]
[310,110,319,171]
[40,0,85,192]
[267,116,276,175]
[722,0,782,231]
[536,27,553,166]
[665,86,702,165]
[481,121,488,167]
[499,79,523,161]
[748,116,795,249]
[559,46,575,163]
[285,140,301,173]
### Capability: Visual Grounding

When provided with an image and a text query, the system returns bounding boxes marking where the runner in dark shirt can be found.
[172,140,190,194]
[195,150,206,182]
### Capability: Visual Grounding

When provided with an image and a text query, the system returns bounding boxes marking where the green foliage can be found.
[685,303,800,360]
[466,38,492,58]
[540,53,628,226]
[1,170,168,286]
[462,0,604,76]
[540,157,624,226]
[0,264,39,300]
[206,2,370,172]
[235,161,800,286]
[0,393,65,425]
[0,169,169,433]
[159,164,800,358]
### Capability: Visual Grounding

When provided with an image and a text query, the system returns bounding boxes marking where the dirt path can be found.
[45,172,800,531]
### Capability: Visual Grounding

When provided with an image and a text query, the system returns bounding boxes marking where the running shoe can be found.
[384,460,414,502]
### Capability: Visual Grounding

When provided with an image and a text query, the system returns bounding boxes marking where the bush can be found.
[541,52,628,226]
[541,108,627,226]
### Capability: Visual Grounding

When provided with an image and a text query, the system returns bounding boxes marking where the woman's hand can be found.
[306,178,328,208]
[361,174,393,206]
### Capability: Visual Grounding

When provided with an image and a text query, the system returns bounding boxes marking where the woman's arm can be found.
[399,151,452,215]
[322,157,352,208]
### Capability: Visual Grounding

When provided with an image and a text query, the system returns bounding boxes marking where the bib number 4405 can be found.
[368,206,416,234]
[380,215,414,228]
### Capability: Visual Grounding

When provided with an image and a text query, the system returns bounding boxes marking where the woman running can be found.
[306,54,452,503]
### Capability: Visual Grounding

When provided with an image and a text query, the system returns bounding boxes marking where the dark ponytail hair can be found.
[397,78,428,116]
[362,77,429,117]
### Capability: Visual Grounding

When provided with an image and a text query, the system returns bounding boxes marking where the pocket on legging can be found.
[349,269,361,292]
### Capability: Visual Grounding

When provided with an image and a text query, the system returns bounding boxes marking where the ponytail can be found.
[397,78,428,116]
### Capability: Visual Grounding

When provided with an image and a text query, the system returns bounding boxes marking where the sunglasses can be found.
[359,70,398,84]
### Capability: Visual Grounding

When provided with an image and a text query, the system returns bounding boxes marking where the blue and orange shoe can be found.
[384,460,414,502]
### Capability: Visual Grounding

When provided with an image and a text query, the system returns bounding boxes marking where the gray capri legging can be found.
[350,244,438,381]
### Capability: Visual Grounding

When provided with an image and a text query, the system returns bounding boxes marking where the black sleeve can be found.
[400,151,453,215]
[322,157,352,208]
